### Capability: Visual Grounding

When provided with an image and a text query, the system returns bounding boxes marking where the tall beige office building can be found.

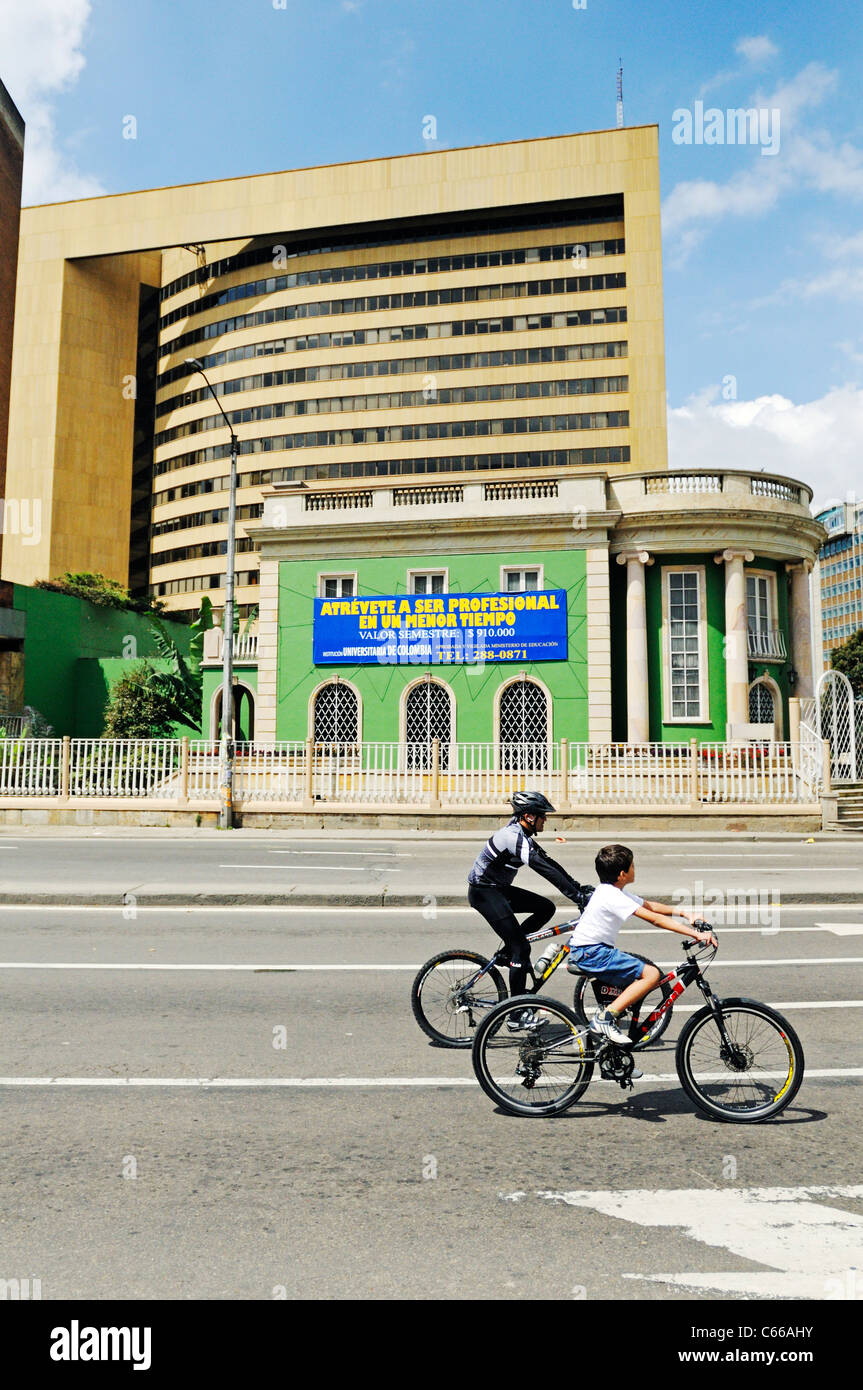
[4,126,666,620]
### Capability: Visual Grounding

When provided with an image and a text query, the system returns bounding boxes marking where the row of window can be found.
[150,536,256,568]
[821,534,855,557]
[150,447,633,514]
[153,569,259,597]
[151,503,263,538]
[822,556,860,577]
[161,276,626,359]
[279,445,631,483]
[155,342,628,419]
[159,240,625,329]
[159,204,625,302]
[823,581,862,599]
[155,411,629,476]
[157,309,628,388]
[154,376,629,447]
[319,568,539,599]
[309,677,550,751]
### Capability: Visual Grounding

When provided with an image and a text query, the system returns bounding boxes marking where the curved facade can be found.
[151,197,646,620]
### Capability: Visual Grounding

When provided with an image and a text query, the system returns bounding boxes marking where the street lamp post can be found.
[185,357,237,830]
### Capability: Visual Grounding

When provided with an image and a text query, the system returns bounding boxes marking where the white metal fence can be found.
[0,737,824,806]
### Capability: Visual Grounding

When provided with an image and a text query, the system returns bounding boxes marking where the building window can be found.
[312,681,359,744]
[409,571,447,595]
[749,681,775,726]
[404,679,452,769]
[502,567,542,592]
[498,678,549,769]
[319,574,355,598]
[662,567,708,723]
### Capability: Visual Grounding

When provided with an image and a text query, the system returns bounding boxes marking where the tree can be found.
[145,596,214,733]
[35,571,165,615]
[102,665,178,738]
[831,629,863,697]
[102,597,214,737]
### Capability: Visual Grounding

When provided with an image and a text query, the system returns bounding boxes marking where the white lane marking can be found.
[217,864,401,872]
[529,1187,863,1300]
[0,957,859,970]
[816,923,863,935]
[0,903,861,917]
[0,1070,859,1088]
[267,850,410,857]
[662,853,795,858]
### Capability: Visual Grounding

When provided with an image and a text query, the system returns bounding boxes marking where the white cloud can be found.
[668,384,863,510]
[0,0,104,204]
[736,36,778,66]
[664,61,859,260]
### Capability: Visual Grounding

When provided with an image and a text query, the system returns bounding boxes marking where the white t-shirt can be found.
[570,883,644,948]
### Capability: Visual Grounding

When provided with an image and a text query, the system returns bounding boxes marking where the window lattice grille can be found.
[313,683,359,744]
[749,682,775,724]
[498,680,548,769]
[405,683,451,769]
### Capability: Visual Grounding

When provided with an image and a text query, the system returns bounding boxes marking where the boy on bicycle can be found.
[567,843,718,1044]
[468,791,593,1007]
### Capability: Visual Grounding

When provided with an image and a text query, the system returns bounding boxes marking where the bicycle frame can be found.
[459,919,578,996]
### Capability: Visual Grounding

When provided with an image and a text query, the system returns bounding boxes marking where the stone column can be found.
[616,550,653,743]
[786,561,814,699]
[585,547,613,742]
[715,548,754,730]
[254,557,280,741]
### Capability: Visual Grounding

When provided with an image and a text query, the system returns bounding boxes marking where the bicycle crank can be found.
[598,1044,636,1090]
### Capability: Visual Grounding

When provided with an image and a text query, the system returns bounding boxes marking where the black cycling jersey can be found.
[468,816,586,903]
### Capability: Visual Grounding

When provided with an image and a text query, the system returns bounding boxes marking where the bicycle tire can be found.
[410,949,507,1047]
[675,997,805,1123]
[570,952,674,1049]
[472,994,594,1116]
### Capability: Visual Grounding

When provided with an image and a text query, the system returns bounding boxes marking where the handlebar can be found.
[682,920,718,960]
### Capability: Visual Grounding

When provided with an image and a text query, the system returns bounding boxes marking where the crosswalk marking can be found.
[523,1187,863,1299]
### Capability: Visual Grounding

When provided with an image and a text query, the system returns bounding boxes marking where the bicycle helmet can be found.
[510,790,556,817]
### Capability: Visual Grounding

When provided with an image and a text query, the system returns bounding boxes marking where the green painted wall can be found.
[13,585,191,736]
[275,550,589,742]
[75,658,201,739]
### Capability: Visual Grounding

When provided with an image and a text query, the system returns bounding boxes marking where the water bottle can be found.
[533,943,560,978]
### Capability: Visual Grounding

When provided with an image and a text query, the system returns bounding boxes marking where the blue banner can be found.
[313,590,568,665]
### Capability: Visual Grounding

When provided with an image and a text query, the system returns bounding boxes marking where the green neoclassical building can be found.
[196,465,825,753]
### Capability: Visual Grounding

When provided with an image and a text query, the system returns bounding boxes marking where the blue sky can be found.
[3,0,863,505]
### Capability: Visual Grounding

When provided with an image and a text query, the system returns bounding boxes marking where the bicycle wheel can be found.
[472,994,594,1116]
[676,997,805,1123]
[571,954,674,1050]
[410,950,507,1047]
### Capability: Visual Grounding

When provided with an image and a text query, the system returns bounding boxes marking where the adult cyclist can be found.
[468,791,593,1024]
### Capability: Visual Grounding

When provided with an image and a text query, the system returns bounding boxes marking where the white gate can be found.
[816,669,859,782]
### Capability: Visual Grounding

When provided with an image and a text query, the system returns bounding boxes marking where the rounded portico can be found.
[607,469,825,743]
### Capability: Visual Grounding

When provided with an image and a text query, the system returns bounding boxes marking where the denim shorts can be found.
[568,942,646,988]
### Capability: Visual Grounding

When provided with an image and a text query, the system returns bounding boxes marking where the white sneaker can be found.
[589,1008,631,1046]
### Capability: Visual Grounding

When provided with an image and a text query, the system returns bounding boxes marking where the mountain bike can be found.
[410,920,675,1049]
[470,931,805,1123]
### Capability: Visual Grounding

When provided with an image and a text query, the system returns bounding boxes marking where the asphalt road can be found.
[1,828,863,903]
[0,900,861,1300]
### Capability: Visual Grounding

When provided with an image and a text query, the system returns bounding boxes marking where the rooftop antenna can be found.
[616,60,624,128]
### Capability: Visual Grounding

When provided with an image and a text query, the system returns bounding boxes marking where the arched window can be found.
[213,684,255,742]
[498,678,548,771]
[404,679,452,769]
[312,681,359,746]
[748,681,775,725]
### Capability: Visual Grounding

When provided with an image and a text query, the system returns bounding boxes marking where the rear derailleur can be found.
[597,1043,636,1091]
